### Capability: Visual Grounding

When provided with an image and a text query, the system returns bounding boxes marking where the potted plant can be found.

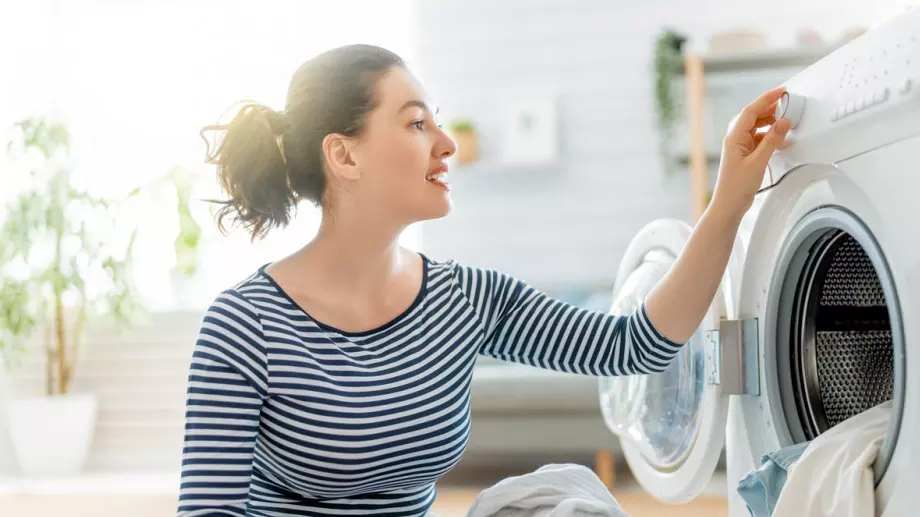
[163,165,206,308]
[169,166,203,277]
[0,117,140,476]
[652,28,688,175]
[448,118,479,165]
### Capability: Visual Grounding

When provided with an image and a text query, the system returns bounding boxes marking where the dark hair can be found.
[201,44,405,240]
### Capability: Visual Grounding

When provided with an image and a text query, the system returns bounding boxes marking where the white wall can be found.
[416,0,912,293]
[0,0,54,199]
[0,1,54,124]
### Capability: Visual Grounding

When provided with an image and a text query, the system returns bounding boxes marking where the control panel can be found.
[766,7,920,189]
[831,85,890,122]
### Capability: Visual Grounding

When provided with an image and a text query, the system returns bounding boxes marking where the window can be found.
[42,0,419,311]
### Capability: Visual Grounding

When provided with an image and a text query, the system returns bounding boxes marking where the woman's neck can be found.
[293,207,413,295]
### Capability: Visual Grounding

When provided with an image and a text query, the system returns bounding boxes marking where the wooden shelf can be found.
[676,152,720,167]
[675,44,843,74]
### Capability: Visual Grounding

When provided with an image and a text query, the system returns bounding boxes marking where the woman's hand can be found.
[643,86,791,345]
[710,86,792,219]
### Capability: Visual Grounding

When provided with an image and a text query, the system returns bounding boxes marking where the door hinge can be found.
[705,318,760,396]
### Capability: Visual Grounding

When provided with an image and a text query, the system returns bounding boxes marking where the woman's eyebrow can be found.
[398,100,439,115]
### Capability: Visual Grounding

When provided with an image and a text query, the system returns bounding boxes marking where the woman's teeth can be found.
[426,172,450,188]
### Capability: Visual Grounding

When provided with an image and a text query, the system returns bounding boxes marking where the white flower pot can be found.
[7,393,98,476]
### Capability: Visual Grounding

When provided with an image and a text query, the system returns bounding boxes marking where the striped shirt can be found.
[177,253,682,516]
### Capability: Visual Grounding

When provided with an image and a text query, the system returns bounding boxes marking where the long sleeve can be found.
[177,290,268,516]
[457,265,684,376]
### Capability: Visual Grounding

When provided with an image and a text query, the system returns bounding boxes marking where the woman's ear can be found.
[322,133,361,182]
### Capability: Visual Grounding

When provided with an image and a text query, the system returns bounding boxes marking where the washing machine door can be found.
[599,218,742,503]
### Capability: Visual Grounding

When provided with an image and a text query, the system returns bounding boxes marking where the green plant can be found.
[653,28,688,175]
[0,117,141,395]
[168,166,203,277]
[448,118,476,134]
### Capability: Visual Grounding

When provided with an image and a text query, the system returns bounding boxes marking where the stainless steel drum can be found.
[799,233,895,436]
[774,208,905,482]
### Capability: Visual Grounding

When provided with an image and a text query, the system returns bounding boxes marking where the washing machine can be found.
[599,8,920,516]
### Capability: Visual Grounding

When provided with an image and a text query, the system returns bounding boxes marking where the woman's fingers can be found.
[754,116,776,128]
[748,118,792,165]
[753,104,778,130]
[733,87,787,135]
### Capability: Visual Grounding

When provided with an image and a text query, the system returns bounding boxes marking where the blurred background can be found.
[0,0,915,515]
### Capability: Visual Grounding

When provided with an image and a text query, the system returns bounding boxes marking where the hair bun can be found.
[261,107,288,137]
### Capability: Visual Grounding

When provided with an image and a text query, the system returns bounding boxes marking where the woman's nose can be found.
[438,128,458,158]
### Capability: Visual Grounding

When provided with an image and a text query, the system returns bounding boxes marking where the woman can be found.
[177,44,790,516]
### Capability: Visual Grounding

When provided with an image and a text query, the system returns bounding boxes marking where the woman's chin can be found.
[413,197,453,223]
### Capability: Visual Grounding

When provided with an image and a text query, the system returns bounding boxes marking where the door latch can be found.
[705,318,760,396]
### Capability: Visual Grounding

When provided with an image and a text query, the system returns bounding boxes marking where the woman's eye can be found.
[412,119,425,130]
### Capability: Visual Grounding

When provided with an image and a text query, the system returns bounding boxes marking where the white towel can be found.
[772,400,892,517]
[465,463,628,517]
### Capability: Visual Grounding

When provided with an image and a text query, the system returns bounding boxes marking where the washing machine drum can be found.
[780,229,897,443]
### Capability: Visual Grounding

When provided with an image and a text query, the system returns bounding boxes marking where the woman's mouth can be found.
[426,171,450,190]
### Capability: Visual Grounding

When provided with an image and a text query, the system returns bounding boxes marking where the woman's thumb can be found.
[750,118,791,164]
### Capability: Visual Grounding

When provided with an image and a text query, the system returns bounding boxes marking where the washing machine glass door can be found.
[599,218,738,504]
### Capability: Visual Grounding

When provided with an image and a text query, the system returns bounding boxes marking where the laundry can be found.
[465,463,628,517]
[770,400,893,517]
[736,441,810,517]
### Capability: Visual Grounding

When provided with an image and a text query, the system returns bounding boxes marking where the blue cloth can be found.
[737,442,810,517]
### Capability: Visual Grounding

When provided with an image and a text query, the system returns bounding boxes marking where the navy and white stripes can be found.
[177,254,682,516]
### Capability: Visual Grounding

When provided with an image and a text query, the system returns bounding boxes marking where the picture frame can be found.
[501,92,559,166]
